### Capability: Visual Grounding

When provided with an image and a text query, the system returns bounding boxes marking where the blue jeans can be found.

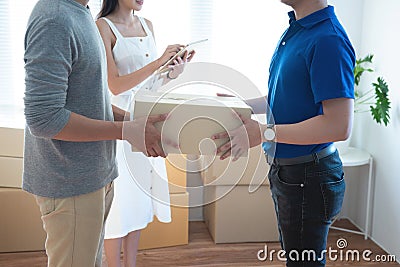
[268,150,345,267]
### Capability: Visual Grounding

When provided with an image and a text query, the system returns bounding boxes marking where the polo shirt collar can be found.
[288,5,335,28]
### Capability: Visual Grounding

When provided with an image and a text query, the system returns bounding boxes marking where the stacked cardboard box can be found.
[0,187,46,252]
[138,192,189,250]
[139,154,189,250]
[0,127,189,252]
[201,145,279,243]
[0,127,46,252]
[0,127,24,188]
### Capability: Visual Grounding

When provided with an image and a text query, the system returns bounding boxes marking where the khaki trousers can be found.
[35,183,114,267]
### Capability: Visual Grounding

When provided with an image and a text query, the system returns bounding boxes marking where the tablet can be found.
[157,38,208,73]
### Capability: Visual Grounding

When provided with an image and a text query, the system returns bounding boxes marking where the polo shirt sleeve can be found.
[309,35,355,104]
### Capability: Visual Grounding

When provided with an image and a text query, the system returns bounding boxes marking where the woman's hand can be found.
[157,44,185,68]
[167,50,196,79]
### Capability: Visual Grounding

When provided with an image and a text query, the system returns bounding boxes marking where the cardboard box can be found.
[0,127,24,158]
[0,127,24,188]
[201,145,270,186]
[0,188,46,252]
[203,185,279,243]
[201,145,277,244]
[132,92,252,155]
[139,192,189,250]
[0,156,23,188]
[0,189,189,252]
[166,154,187,194]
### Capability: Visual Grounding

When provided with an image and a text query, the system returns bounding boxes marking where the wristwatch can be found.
[263,124,276,142]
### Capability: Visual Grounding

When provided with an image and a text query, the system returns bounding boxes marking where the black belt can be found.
[266,144,337,166]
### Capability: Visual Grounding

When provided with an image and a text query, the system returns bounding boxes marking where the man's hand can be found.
[123,114,171,158]
[212,114,264,161]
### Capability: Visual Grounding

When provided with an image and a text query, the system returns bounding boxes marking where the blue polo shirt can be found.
[263,6,355,158]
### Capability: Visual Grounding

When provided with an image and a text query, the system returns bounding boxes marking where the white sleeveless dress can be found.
[101,17,171,239]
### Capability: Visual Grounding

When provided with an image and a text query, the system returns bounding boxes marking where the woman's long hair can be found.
[97,0,118,18]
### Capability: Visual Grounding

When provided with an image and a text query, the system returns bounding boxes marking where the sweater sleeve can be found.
[24,20,73,138]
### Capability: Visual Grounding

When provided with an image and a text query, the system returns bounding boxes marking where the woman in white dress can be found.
[96,1,194,266]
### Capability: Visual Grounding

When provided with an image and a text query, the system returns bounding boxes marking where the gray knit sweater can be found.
[23,0,118,198]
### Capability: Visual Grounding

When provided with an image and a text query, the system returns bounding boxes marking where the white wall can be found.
[329,0,364,54]
[329,0,400,261]
[350,0,400,261]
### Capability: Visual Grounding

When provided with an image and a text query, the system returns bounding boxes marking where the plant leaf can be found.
[356,54,374,65]
[370,77,391,126]
[354,54,374,86]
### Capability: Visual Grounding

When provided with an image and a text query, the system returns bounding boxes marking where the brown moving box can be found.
[0,127,24,158]
[165,154,187,194]
[139,192,189,250]
[0,127,24,188]
[0,156,23,188]
[203,185,279,243]
[201,145,270,186]
[201,145,278,243]
[132,92,252,155]
[0,188,46,252]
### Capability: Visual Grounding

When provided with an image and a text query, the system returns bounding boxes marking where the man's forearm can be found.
[54,112,123,142]
[275,115,351,145]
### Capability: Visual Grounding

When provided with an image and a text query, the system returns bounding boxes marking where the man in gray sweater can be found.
[23,0,173,266]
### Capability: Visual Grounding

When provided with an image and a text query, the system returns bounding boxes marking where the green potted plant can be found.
[354,54,391,126]
[335,54,391,154]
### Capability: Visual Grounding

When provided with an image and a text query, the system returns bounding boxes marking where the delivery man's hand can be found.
[212,114,264,161]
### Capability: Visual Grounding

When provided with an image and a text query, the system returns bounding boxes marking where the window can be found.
[0,0,102,126]
[0,1,38,116]
[141,0,290,95]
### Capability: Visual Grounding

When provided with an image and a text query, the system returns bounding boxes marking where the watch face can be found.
[264,128,275,141]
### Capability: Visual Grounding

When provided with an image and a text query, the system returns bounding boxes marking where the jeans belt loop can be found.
[313,152,320,165]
